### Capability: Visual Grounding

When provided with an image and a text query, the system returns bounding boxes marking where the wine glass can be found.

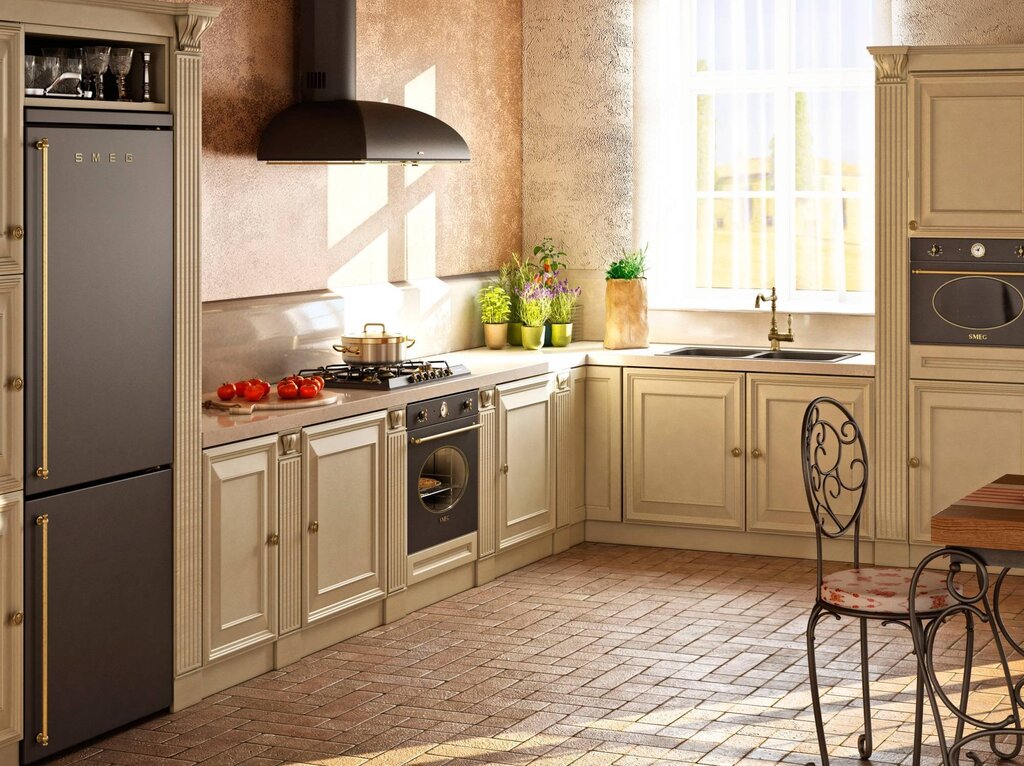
[82,46,110,100]
[109,48,134,102]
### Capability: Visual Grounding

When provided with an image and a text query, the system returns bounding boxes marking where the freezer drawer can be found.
[24,121,173,496]
[22,470,172,763]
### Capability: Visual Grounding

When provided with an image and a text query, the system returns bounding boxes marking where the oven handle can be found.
[911,268,1024,277]
[410,422,481,446]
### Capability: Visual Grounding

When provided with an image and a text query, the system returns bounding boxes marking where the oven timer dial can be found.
[416,409,428,423]
[928,244,942,257]
[439,402,449,418]
[971,242,986,259]
[1016,245,1024,259]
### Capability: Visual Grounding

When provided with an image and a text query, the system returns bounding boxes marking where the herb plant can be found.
[549,280,581,324]
[499,253,537,322]
[533,238,567,286]
[606,245,649,280]
[518,283,553,327]
[478,284,512,324]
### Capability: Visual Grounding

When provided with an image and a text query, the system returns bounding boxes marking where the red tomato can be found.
[243,385,263,402]
[232,380,249,397]
[298,383,318,399]
[259,380,271,397]
[311,375,325,393]
[217,383,236,401]
[277,380,299,400]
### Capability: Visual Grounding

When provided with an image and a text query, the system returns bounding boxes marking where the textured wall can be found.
[521,0,634,270]
[199,0,522,301]
[893,0,1024,45]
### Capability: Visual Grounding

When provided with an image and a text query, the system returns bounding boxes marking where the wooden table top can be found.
[932,474,1024,551]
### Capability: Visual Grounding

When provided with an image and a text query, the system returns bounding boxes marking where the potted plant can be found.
[478,284,512,349]
[533,237,567,346]
[549,279,581,347]
[499,253,536,346]
[518,281,553,350]
[604,245,649,349]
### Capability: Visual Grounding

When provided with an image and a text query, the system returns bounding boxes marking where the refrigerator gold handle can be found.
[34,139,49,481]
[35,514,49,747]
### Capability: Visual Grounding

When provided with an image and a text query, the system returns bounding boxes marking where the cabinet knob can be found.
[267,533,280,546]
[308,520,320,534]
[731,447,742,458]
[909,220,919,231]
[908,457,921,468]
[8,226,23,241]
[10,377,23,391]
[750,448,762,459]
[9,611,23,626]
[500,464,509,475]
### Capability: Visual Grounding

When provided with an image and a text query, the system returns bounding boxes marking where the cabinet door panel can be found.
[204,437,278,663]
[303,412,387,624]
[0,26,22,275]
[624,369,744,529]
[911,382,1024,543]
[584,367,622,522]
[0,492,21,748]
[497,376,555,549]
[914,74,1024,230]
[0,276,21,494]
[747,375,873,536]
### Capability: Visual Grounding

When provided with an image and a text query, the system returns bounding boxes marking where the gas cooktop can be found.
[297,360,471,391]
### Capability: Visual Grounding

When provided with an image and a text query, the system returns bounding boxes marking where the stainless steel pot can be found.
[333,323,416,364]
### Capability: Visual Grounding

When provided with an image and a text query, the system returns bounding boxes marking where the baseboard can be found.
[874,540,911,567]
[384,563,476,623]
[553,522,585,553]
[172,644,275,711]
[275,601,383,668]
[477,534,555,585]
[0,740,19,766]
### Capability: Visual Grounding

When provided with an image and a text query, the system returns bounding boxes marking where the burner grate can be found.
[297,360,471,391]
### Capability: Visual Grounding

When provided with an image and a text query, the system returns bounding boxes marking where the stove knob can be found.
[928,243,942,257]
[463,399,474,412]
[444,368,453,376]
[1016,245,1024,258]
[440,402,449,418]
[411,373,421,382]
[417,409,428,423]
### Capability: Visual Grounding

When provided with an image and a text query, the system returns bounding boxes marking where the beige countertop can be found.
[202,342,875,448]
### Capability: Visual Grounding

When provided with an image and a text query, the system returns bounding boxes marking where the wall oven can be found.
[406,390,480,553]
[910,238,1024,346]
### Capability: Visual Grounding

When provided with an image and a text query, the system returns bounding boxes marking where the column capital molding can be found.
[175,9,217,53]
[874,52,909,84]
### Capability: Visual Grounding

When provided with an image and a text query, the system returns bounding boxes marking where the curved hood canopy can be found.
[257,0,470,165]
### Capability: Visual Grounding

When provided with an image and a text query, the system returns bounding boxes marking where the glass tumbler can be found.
[82,46,111,100]
[109,47,134,102]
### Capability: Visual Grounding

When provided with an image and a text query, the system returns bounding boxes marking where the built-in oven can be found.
[910,238,1024,346]
[406,390,480,554]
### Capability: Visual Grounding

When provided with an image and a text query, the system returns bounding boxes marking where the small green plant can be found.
[518,283,552,327]
[478,284,511,324]
[549,280,581,324]
[533,237,567,286]
[606,245,649,280]
[499,253,537,322]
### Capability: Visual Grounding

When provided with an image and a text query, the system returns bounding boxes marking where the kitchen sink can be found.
[659,345,857,363]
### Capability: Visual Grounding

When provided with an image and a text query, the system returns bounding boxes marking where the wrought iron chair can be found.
[802,397,963,766]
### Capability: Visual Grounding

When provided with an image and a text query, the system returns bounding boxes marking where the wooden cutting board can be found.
[202,391,338,416]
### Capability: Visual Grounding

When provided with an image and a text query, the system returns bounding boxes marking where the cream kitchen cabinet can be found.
[746,374,873,536]
[0,26,22,275]
[301,411,387,625]
[623,368,745,530]
[910,381,1024,544]
[583,366,622,523]
[0,277,21,495]
[496,374,556,550]
[0,491,22,749]
[911,73,1024,232]
[202,436,279,663]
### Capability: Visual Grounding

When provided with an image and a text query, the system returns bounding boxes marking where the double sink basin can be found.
[660,346,856,363]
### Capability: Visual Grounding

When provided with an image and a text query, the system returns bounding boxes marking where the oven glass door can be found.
[418,446,469,514]
[911,271,1024,345]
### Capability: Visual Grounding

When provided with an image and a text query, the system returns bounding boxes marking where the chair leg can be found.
[807,603,831,766]
[912,646,925,766]
[857,619,873,759]
[955,611,973,745]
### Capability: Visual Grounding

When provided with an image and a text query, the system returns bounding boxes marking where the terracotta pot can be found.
[507,321,523,347]
[604,279,649,349]
[550,323,573,347]
[483,323,508,350]
[521,325,545,350]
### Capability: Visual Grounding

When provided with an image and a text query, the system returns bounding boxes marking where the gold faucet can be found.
[754,286,794,351]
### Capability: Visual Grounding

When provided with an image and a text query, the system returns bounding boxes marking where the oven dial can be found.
[416,409,428,423]
[928,244,942,257]
[463,399,474,412]
[440,402,449,418]
[971,242,986,259]
[1016,245,1024,258]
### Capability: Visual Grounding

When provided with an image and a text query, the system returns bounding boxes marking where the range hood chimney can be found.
[257,0,470,164]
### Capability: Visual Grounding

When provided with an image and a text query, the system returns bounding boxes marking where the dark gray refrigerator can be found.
[22,109,174,763]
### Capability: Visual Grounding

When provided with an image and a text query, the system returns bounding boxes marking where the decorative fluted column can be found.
[171,8,217,681]
[870,48,910,561]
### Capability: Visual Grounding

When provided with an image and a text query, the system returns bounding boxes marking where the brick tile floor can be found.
[51,544,1024,765]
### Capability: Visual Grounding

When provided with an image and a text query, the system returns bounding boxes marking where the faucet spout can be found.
[754,286,794,351]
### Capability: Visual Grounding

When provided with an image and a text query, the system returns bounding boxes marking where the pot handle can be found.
[363,322,387,333]
[405,338,416,349]
[332,344,360,355]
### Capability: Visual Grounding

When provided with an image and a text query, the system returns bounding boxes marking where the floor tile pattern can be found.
[51,544,1024,765]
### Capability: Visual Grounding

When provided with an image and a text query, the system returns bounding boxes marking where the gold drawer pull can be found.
[11,377,23,391]
[909,457,921,469]
[8,225,23,240]
[35,514,49,747]
[500,463,509,475]
[9,611,22,626]
[751,448,762,459]
[731,447,742,458]
[35,139,50,482]
[308,520,319,534]
[267,533,280,546]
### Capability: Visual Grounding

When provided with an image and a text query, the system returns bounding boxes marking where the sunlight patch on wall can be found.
[327,163,389,249]
[327,231,390,291]
[404,66,437,187]
[406,192,437,282]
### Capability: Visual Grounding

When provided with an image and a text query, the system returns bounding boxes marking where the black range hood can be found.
[257,0,470,165]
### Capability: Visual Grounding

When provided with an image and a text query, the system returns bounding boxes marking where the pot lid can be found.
[342,323,411,344]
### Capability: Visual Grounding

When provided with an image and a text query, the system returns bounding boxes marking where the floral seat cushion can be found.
[820,567,954,613]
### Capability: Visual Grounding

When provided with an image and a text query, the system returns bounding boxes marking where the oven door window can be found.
[418,446,469,514]
[932,276,1024,330]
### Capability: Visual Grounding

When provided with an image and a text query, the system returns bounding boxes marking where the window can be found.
[635,0,878,312]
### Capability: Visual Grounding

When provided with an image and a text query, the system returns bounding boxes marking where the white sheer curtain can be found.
[635,0,882,312]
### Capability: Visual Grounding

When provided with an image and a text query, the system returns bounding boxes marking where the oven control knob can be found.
[971,242,986,259]
[463,399,474,412]
[416,409,428,423]
[1016,245,1024,258]
[928,244,942,257]
[440,402,449,418]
